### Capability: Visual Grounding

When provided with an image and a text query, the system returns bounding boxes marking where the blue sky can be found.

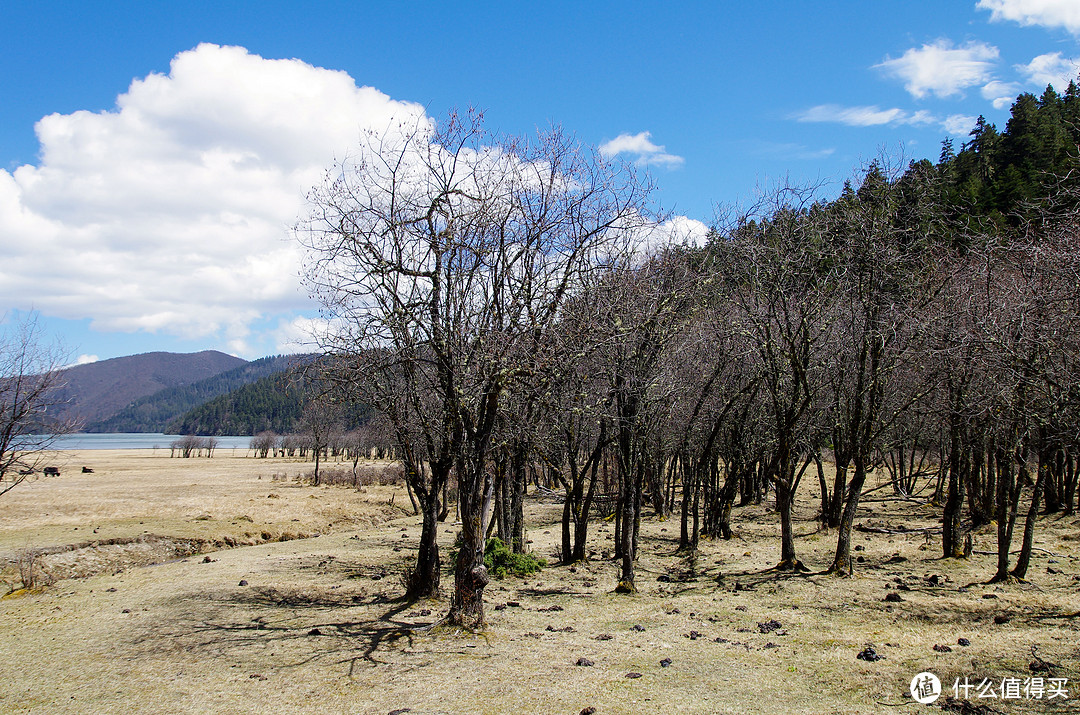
[2,1,1078,363]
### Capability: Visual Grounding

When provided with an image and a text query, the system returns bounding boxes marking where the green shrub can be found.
[484,536,545,579]
[449,535,546,579]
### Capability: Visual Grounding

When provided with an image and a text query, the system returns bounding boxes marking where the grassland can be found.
[1,450,1077,714]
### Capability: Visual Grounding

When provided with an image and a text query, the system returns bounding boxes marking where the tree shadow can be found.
[129,584,437,674]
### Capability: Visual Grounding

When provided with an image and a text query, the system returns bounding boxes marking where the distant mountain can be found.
[166,354,367,436]
[86,355,304,433]
[54,350,247,427]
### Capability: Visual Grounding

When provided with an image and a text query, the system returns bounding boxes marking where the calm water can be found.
[41,433,254,451]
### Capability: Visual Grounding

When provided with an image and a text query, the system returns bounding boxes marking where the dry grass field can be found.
[1,450,1078,714]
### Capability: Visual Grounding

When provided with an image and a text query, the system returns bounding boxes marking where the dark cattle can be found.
[43,467,60,477]
[82,466,94,473]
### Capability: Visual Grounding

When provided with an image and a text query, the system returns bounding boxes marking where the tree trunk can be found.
[448,512,488,629]
[942,415,967,559]
[1011,453,1047,580]
[829,459,868,576]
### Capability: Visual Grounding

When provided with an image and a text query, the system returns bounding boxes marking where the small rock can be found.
[106,587,117,593]
[735,605,747,611]
[884,593,903,603]
[933,644,952,652]
[757,620,783,634]
[1047,567,1061,575]
[308,628,322,636]
[595,633,613,641]
[631,624,645,632]
[854,544,864,551]
[494,604,506,611]
[686,630,702,640]
[668,608,680,614]
[546,625,575,633]
[249,673,267,681]
[580,708,596,715]
[958,637,971,646]
[659,658,673,667]
[856,645,884,662]
[121,609,131,614]
[388,709,412,715]
[505,602,520,608]
[856,556,865,563]
[982,594,998,600]
[418,609,431,616]
[994,614,1010,624]
[625,672,642,679]
[238,580,248,586]
[202,556,215,563]
[575,657,594,667]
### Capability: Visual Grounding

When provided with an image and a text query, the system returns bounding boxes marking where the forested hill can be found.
[56,350,246,426]
[920,80,1080,226]
[87,354,305,433]
[166,369,306,436]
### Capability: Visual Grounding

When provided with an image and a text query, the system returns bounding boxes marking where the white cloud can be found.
[981,79,1022,109]
[73,354,98,366]
[796,104,954,132]
[0,44,428,357]
[1017,52,1080,91]
[874,40,999,99]
[977,0,1080,35]
[626,215,710,257]
[599,132,685,168]
[944,114,978,135]
[273,315,332,354]
[797,105,909,126]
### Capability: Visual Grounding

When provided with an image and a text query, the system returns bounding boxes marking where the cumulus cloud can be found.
[0,44,427,356]
[1017,52,1080,91]
[73,354,99,366]
[599,132,685,168]
[874,40,999,99]
[978,0,1080,35]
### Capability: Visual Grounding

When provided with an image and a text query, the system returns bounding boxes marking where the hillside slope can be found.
[55,350,247,426]
[86,355,302,433]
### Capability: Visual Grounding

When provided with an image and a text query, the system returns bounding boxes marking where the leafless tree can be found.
[299,111,654,627]
[715,186,835,572]
[0,313,73,496]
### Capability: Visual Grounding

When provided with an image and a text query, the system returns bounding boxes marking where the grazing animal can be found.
[18,468,34,475]
[43,467,60,477]
[82,466,94,473]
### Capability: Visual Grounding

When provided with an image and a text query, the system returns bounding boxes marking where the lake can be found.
[40,433,255,451]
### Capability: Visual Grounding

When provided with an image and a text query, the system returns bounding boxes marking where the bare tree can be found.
[299,111,653,628]
[297,384,344,486]
[0,314,73,496]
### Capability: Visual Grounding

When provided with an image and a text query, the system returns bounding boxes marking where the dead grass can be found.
[0,451,1077,714]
